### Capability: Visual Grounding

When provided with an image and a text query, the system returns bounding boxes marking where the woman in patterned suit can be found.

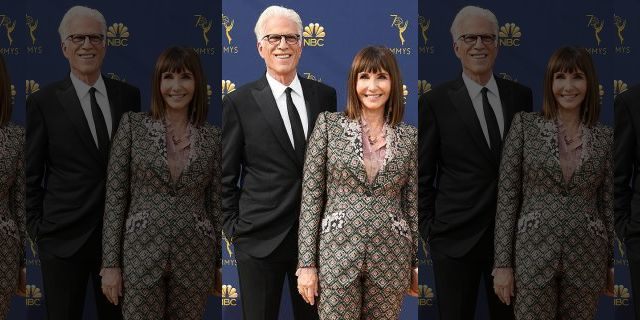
[0,54,26,318]
[296,46,418,319]
[492,46,614,319]
[100,47,221,319]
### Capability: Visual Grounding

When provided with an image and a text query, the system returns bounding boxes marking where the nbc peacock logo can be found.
[418,80,431,97]
[26,284,42,306]
[222,284,238,306]
[25,80,40,99]
[614,284,630,306]
[498,22,521,47]
[418,284,434,306]
[106,72,126,82]
[614,80,628,98]
[303,23,325,47]
[107,22,129,47]
[403,84,408,105]
[222,80,236,100]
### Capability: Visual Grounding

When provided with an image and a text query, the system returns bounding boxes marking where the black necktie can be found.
[285,87,306,164]
[89,87,110,161]
[481,87,502,161]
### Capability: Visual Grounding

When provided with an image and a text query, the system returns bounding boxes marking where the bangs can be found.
[548,48,584,74]
[156,48,196,75]
[352,48,391,75]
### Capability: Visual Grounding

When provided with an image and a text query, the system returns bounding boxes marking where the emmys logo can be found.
[418,284,434,306]
[304,72,322,83]
[418,80,431,97]
[222,284,238,306]
[418,16,429,46]
[614,15,631,54]
[498,23,521,47]
[26,284,42,306]
[222,230,234,256]
[222,80,236,100]
[222,14,234,45]
[26,80,40,99]
[584,15,606,55]
[193,15,214,55]
[222,13,238,54]
[10,84,15,105]
[106,73,126,82]
[107,22,129,47]
[303,23,325,47]
[26,15,37,45]
[614,80,629,98]
[390,14,408,46]
[615,284,630,306]
[0,15,16,46]
[614,15,626,44]
[25,15,42,54]
[194,15,212,46]
[403,84,408,105]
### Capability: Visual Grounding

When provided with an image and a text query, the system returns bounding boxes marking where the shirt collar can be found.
[461,72,498,98]
[70,72,107,98]
[265,71,302,98]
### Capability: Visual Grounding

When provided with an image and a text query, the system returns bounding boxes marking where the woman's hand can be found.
[296,267,319,305]
[493,267,515,305]
[16,268,26,297]
[603,267,614,297]
[100,267,123,305]
[407,268,419,297]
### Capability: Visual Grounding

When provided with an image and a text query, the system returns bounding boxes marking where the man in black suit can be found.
[222,5,336,320]
[26,6,140,320]
[419,5,532,320]
[615,84,640,318]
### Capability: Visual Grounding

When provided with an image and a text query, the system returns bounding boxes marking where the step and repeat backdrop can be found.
[419,0,639,319]
[1,0,220,319]
[221,0,417,319]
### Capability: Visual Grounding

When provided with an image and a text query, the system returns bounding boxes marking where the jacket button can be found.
[365,190,372,197]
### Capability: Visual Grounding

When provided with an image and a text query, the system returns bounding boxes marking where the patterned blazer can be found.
[298,112,418,289]
[494,112,613,291]
[0,123,24,289]
[102,112,221,291]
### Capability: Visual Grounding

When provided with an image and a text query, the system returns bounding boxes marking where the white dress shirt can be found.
[461,72,504,148]
[69,73,113,147]
[265,72,309,149]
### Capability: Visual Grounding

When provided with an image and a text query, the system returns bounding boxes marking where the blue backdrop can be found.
[2,0,220,319]
[419,0,639,319]
[221,0,418,319]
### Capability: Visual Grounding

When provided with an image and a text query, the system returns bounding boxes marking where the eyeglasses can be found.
[457,34,496,45]
[65,34,105,45]
[261,34,300,45]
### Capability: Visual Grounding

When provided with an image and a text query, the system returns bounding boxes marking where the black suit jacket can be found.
[26,76,140,258]
[222,74,336,258]
[614,85,640,257]
[419,75,532,258]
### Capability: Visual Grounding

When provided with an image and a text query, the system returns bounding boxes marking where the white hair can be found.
[58,6,107,42]
[450,6,499,42]
[254,5,303,43]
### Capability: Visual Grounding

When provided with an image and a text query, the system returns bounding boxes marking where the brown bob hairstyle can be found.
[345,46,404,126]
[542,46,600,127]
[150,46,208,126]
[0,54,12,127]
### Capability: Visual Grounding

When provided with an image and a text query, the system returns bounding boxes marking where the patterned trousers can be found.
[122,274,208,320]
[514,278,600,320]
[317,272,405,320]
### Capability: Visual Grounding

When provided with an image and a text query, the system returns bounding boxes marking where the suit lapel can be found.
[56,77,103,163]
[340,116,368,185]
[448,78,495,165]
[145,117,171,185]
[252,76,300,167]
